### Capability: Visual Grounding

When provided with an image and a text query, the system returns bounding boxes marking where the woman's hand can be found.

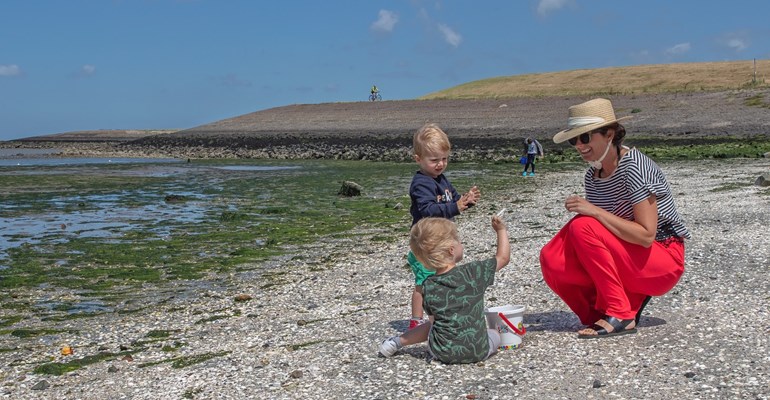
[565,194,659,248]
[564,195,600,217]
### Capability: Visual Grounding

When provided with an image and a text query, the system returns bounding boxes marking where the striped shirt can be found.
[584,147,691,241]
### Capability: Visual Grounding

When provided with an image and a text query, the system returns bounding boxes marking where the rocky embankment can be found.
[4,90,770,161]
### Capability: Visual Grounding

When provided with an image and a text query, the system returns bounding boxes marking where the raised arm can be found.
[491,215,510,271]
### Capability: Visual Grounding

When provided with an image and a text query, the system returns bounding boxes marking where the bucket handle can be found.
[498,312,526,335]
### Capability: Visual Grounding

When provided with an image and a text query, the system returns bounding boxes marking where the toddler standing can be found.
[406,123,480,329]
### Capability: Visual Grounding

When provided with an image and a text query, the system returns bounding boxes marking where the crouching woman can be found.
[540,98,691,339]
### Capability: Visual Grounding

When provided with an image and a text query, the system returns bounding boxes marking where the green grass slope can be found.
[422,60,770,99]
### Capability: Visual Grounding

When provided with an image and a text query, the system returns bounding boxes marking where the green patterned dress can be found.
[422,258,497,364]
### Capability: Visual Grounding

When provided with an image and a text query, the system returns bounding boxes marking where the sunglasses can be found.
[568,128,606,146]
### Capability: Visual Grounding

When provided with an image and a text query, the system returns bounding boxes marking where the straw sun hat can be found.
[553,98,632,144]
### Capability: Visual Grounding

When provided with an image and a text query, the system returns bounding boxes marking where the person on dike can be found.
[378,215,510,363]
[539,98,690,339]
[404,123,481,330]
[522,137,544,176]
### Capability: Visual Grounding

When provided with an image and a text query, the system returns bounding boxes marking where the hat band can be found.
[567,116,605,129]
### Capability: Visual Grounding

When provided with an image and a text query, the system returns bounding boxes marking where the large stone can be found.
[755,172,770,187]
[338,181,363,196]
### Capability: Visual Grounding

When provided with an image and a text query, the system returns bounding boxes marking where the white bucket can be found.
[484,304,526,350]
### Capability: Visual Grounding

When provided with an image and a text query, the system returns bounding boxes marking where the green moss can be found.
[744,94,769,108]
[146,329,176,339]
[183,388,204,399]
[33,350,141,375]
[7,328,73,338]
[710,182,752,192]
[162,341,186,352]
[286,339,345,351]
[138,350,230,369]
[194,314,232,324]
[171,351,230,368]
[41,313,102,322]
[0,315,23,327]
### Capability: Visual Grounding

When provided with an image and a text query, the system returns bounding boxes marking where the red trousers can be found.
[540,216,684,325]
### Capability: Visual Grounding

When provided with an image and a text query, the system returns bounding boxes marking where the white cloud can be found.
[665,42,691,55]
[371,10,398,33]
[537,0,570,17]
[437,23,461,47]
[0,64,21,77]
[71,64,96,78]
[720,32,749,52]
[726,38,747,52]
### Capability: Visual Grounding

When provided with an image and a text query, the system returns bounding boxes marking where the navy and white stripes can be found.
[584,148,691,241]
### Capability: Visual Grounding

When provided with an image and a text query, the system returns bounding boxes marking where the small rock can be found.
[338,181,363,197]
[684,372,696,379]
[234,294,252,302]
[289,370,303,379]
[122,355,134,362]
[107,366,119,373]
[592,379,604,388]
[164,194,187,202]
[755,173,770,187]
[31,381,49,391]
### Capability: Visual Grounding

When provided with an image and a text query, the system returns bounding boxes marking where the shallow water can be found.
[0,160,305,261]
[0,156,181,167]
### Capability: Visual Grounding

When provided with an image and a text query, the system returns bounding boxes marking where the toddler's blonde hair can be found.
[413,123,451,157]
[409,217,459,270]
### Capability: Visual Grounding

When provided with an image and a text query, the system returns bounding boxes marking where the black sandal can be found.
[635,296,652,326]
[578,316,637,339]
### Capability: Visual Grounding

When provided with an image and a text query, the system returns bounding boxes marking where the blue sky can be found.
[1,1,769,141]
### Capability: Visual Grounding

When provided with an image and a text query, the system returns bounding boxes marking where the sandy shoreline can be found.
[2,157,768,399]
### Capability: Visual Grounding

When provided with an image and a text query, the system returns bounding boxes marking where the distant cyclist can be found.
[370,85,381,101]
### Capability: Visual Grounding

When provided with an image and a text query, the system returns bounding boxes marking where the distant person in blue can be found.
[405,123,480,330]
[522,137,544,176]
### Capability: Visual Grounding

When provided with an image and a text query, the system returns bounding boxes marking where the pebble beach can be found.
[1,157,768,400]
